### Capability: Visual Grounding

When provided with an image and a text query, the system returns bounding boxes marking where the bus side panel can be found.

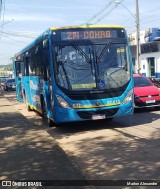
[15,77,23,102]
[21,76,31,105]
[28,76,42,113]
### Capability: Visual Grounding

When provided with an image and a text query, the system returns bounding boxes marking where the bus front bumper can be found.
[53,102,133,123]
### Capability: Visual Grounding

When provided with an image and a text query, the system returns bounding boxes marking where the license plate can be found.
[146,100,155,104]
[92,114,105,120]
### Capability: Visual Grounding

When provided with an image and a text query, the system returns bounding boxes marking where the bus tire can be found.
[41,98,54,127]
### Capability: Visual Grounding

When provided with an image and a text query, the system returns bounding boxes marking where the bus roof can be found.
[15,24,125,58]
[50,24,124,31]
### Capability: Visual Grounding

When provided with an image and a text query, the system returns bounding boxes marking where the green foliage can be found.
[0,63,14,71]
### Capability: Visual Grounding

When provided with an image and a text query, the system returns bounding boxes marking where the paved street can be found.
[1,1,160,189]
[0,90,160,189]
[0,91,91,189]
[48,108,160,187]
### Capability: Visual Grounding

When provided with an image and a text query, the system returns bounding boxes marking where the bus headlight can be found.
[122,89,133,104]
[56,95,71,109]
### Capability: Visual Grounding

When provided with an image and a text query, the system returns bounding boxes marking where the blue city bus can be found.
[14,25,134,126]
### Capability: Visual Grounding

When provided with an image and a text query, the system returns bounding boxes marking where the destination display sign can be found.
[61,29,118,40]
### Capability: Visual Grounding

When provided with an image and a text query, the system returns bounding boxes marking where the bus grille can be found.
[67,91,122,100]
[77,108,119,119]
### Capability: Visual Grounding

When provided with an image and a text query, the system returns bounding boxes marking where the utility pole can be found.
[136,0,141,73]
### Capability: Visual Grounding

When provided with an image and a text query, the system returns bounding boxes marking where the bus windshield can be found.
[54,43,130,91]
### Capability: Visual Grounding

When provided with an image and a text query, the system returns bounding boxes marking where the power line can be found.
[124,14,160,32]
[87,0,113,24]
[2,34,29,44]
[2,31,36,39]
[94,3,121,24]
[123,9,160,26]
[86,0,125,24]
[116,5,160,34]
[0,38,25,47]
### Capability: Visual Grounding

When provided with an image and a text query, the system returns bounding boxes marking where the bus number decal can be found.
[67,32,80,40]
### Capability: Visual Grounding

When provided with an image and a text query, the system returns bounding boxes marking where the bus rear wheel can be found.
[42,99,54,127]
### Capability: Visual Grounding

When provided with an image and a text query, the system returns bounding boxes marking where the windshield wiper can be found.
[96,42,111,63]
[72,45,91,64]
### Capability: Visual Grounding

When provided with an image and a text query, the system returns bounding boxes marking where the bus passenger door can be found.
[43,65,52,117]
[14,61,24,102]
[41,39,53,119]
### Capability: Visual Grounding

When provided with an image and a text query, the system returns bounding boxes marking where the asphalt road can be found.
[0,91,92,189]
[1,90,160,189]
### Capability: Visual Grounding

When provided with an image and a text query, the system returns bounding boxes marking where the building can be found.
[129,28,160,78]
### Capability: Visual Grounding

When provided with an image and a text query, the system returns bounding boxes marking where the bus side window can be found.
[20,61,25,76]
[15,61,23,78]
[29,47,37,76]
[22,52,29,76]
[15,61,21,76]
[43,40,50,81]
[36,43,43,77]
[25,57,29,76]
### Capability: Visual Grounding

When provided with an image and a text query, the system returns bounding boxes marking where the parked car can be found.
[4,78,16,91]
[0,77,7,90]
[148,77,160,88]
[133,74,160,108]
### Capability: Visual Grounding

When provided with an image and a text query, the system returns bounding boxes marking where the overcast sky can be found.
[0,0,160,65]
